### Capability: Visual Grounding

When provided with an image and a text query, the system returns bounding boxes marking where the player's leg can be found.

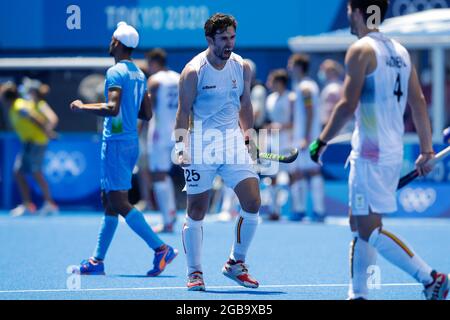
[76,192,118,275]
[29,144,58,215]
[290,170,307,221]
[348,209,377,300]
[149,144,177,232]
[221,166,261,288]
[308,169,325,222]
[183,190,211,291]
[11,143,36,216]
[356,213,437,289]
[358,212,449,300]
[151,172,177,233]
[351,160,447,299]
[108,190,178,276]
[231,177,261,262]
[108,140,177,276]
[92,192,119,262]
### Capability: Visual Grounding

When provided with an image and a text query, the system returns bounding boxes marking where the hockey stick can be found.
[245,139,299,164]
[258,148,299,164]
[397,146,450,190]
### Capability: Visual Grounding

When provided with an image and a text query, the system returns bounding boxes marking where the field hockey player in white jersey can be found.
[309,0,449,300]
[289,54,326,222]
[146,48,180,233]
[174,13,261,291]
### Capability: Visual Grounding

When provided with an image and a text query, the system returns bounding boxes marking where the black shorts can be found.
[14,142,47,174]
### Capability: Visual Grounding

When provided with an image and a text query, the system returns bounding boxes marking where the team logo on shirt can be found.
[232,80,237,89]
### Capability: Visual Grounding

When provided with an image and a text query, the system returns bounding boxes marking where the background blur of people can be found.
[0,81,59,216]
[244,59,267,130]
[145,48,179,233]
[318,59,344,127]
[288,54,326,223]
[262,69,295,220]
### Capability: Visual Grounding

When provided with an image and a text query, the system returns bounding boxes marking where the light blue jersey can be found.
[103,60,147,141]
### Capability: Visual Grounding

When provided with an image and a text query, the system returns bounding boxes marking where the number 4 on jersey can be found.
[394,73,403,103]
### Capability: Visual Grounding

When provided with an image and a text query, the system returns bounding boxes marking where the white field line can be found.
[0,282,421,294]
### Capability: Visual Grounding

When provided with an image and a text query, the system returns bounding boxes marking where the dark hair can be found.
[1,82,18,102]
[348,0,389,24]
[204,13,237,38]
[290,54,310,74]
[270,69,289,87]
[146,48,167,66]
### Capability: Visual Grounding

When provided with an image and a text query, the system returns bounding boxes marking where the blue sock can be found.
[125,208,164,250]
[93,215,119,261]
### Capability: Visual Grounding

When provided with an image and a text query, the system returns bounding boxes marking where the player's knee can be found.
[358,225,378,242]
[108,197,131,216]
[187,202,208,220]
[241,195,261,214]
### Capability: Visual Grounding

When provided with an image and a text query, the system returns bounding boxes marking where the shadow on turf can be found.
[111,275,177,279]
[205,290,286,296]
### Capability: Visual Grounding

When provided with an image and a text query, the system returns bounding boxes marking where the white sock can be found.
[348,233,377,300]
[166,177,177,222]
[154,177,176,225]
[310,175,325,215]
[291,179,307,213]
[369,228,433,285]
[182,216,203,275]
[230,210,259,262]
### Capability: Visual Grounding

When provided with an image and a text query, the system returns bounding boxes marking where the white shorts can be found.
[148,143,174,172]
[349,159,402,216]
[183,163,259,195]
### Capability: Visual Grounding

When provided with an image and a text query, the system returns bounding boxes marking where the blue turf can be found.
[0,212,449,300]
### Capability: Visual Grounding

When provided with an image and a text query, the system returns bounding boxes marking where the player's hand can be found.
[70,100,83,112]
[415,152,435,177]
[177,152,191,168]
[245,137,259,161]
[309,139,327,166]
[174,142,191,168]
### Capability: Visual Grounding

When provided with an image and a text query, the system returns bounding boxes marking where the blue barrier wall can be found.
[0,133,103,210]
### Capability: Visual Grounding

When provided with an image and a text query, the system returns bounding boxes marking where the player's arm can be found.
[239,60,255,136]
[18,107,57,138]
[138,91,152,121]
[19,108,47,129]
[318,43,371,143]
[138,77,157,121]
[148,77,160,108]
[37,102,59,129]
[309,43,371,163]
[300,87,314,149]
[408,65,434,176]
[284,93,296,131]
[70,88,121,117]
[174,65,197,165]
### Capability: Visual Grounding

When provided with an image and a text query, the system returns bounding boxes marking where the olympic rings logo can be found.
[44,151,86,183]
[392,0,448,16]
[399,187,436,213]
